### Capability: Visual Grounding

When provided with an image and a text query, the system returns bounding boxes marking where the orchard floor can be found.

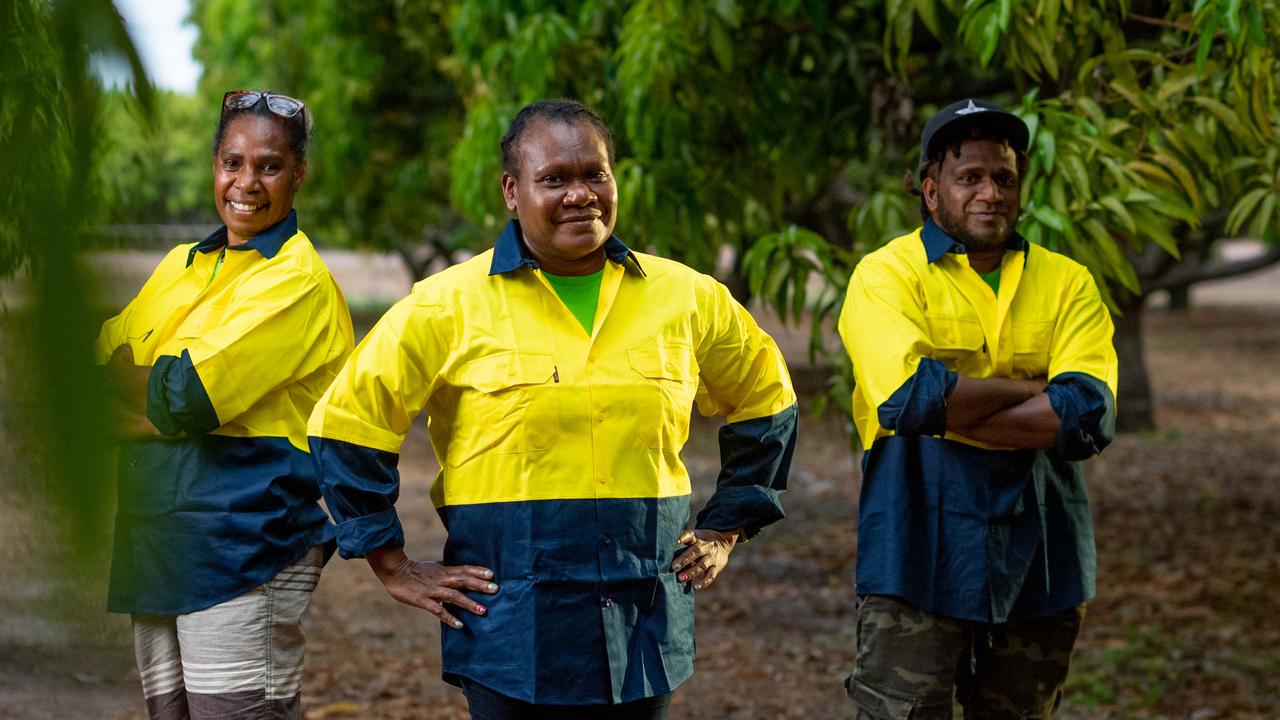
[1,306,1278,720]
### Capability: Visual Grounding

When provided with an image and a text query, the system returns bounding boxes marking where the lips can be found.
[227,199,266,214]
[557,213,601,225]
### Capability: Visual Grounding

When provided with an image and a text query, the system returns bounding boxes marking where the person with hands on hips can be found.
[839,98,1118,719]
[308,98,797,719]
[96,90,354,719]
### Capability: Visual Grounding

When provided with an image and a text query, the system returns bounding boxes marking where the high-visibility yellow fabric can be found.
[308,249,795,508]
[95,230,354,452]
[839,226,1118,451]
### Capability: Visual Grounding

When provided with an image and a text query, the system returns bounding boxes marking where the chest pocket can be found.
[1012,320,1054,379]
[924,314,987,375]
[445,351,559,468]
[627,343,698,450]
[174,301,230,341]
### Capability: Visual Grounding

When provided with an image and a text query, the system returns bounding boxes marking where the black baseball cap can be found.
[919,98,1029,168]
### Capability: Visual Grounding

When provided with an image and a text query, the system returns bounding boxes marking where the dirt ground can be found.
[2,305,1278,719]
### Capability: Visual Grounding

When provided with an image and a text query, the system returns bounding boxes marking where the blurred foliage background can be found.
[3,0,1279,495]
[49,0,1279,434]
[2,2,1278,715]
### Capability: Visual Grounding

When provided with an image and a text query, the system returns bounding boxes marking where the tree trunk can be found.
[1113,293,1156,433]
[1166,284,1191,311]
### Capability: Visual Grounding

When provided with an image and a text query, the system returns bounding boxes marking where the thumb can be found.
[677,529,696,546]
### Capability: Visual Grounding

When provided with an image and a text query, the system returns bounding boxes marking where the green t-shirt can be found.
[543,269,604,334]
[980,266,1001,296]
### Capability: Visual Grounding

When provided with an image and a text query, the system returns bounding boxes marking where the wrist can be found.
[366,545,408,577]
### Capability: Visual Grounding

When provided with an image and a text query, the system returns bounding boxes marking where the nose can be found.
[974,177,1001,202]
[563,180,597,206]
[233,167,261,191]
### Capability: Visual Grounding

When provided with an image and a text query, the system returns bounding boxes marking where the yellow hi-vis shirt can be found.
[841,223,1118,450]
[95,211,353,615]
[308,220,797,704]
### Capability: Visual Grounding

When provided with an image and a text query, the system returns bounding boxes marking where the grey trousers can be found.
[131,547,323,720]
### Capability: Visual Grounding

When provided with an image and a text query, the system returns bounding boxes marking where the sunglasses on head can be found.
[221,90,308,122]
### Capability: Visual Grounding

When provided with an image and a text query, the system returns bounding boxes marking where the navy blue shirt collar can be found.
[920,217,1028,265]
[186,209,299,267]
[488,219,645,277]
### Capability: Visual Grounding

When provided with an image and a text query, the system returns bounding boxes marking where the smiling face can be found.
[213,114,306,245]
[501,120,618,276]
[923,138,1021,251]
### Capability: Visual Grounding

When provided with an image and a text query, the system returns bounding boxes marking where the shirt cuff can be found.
[695,403,797,539]
[146,350,220,436]
[1044,371,1116,461]
[309,436,406,558]
[334,507,405,560]
[877,357,956,437]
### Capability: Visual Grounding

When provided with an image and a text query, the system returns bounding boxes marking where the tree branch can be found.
[1125,13,1193,33]
[1146,242,1280,293]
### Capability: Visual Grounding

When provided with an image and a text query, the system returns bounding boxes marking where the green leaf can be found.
[1082,219,1140,292]
[1226,187,1269,235]
[1196,14,1219,74]
[1189,95,1251,138]
[1249,194,1276,238]
[1099,196,1136,234]
[1222,0,1242,42]
[1152,152,1201,212]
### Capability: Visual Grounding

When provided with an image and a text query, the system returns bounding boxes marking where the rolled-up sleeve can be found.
[839,258,952,446]
[1044,271,1119,461]
[307,438,405,558]
[1045,372,1115,461]
[308,295,444,557]
[691,277,798,538]
[138,266,345,436]
[876,357,957,437]
[146,350,219,436]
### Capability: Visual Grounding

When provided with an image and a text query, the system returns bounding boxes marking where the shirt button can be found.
[601,536,612,546]
[596,411,607,423]
[602,598,614,608]
[596,474,608,485]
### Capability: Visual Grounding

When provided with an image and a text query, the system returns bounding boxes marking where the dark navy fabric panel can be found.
[921,217,1029,264]
[488,219,644,277]
[856,434,1094,623]
[308,437,405,558]
[1045,371,1115,462]
[438,495,694,704]
[146,351,219,436]
[876,358,956,437]
[108,434,335,615]
[237,209,297,259]
[695,403,797,538]
[186,209,297,266]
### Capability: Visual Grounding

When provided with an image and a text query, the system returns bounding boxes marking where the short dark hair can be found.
[500,99,616,175]
[905,123,1030,220]
[212,94,310,164]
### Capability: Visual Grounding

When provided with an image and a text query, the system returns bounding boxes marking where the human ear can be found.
[922,176,938,213]
[501,173,518,214]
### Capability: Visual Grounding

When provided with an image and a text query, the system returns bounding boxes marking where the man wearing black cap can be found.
[837,99,1118,718]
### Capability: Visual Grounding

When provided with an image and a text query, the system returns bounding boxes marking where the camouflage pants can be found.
[844,595,1084,720]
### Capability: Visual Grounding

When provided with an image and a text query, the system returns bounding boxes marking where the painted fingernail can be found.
[672,563,681,570]
[486,583,498,592]
[453,620,464,628]
[476,605,486,614]
[483,570,494,578]
[694,583,702,590]
[679,574,688,582]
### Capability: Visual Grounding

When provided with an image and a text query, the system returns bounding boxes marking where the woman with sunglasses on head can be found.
[96,90,354,720]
